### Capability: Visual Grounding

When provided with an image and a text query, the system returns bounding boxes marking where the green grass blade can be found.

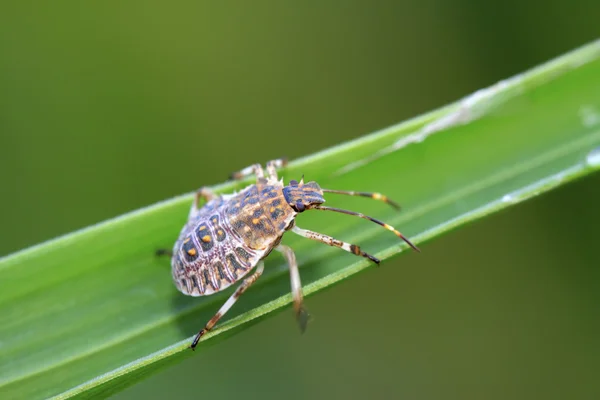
[2,40,600,399]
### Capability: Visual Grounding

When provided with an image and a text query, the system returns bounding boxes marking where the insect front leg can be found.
[291,225,381,264]
[275,244,309,332]
[190,261,265,349]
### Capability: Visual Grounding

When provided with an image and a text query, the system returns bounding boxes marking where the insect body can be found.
[164,159,419,349]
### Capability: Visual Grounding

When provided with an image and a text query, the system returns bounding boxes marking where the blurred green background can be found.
[2,1,599,399]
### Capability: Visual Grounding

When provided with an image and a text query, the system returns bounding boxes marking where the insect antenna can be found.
[321,189,401,210]
[312,205,420,252]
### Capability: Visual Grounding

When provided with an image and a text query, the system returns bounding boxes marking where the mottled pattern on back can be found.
[226,178,295,250]
[171,178,295,297]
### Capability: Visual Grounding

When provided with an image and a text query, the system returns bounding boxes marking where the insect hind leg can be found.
[155,249,173,257]
[190,261,265,349]
[230,163,264,180]
[230,158,287,181]
[265,158,287,180]
[190,187,218,218]
[291,226,380,264]
[275,244,309,332]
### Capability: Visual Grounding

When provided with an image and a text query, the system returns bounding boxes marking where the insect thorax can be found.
[225,181,295,250]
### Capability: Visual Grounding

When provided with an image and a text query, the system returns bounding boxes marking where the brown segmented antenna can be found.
[321,188,401,210]
[313,205,420,252]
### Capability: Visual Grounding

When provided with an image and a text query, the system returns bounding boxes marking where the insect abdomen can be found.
[171,209,260,297]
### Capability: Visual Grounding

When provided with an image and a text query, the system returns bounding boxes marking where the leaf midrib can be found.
[5,123,596,392]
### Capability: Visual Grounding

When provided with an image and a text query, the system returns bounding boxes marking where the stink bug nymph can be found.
[158,159,419,349]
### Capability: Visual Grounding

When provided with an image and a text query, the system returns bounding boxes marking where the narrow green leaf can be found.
[1,40,600,399]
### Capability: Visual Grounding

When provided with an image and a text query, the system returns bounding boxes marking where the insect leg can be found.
[275,244,309,332]
[230,163,265,180]
[190,187,218,217]
[265,158,287,180]
[291,225,381,264]
[230,158,287,181]
[190,261,265,349]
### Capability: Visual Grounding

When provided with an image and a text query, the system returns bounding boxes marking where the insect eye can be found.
[295,201,305,212]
